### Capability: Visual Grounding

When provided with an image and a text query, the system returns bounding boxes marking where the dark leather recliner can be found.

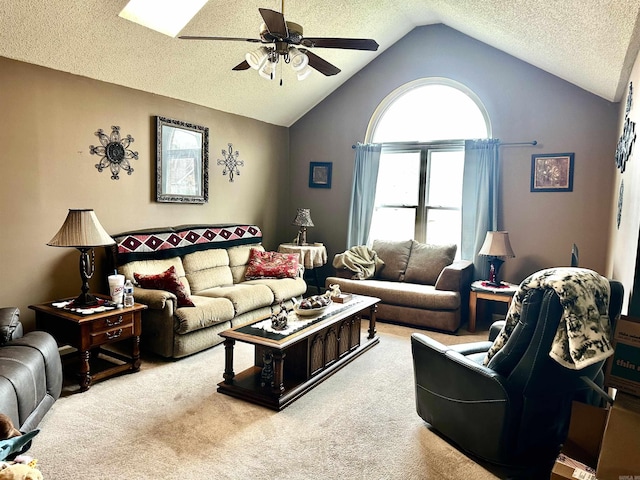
[411,278,623,469]
[0,307,63,433]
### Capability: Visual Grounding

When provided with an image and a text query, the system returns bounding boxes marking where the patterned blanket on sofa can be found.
[484,268,613,370]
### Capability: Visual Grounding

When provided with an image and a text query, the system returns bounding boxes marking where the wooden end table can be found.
[468,281,518,333]
[30,296,147,391]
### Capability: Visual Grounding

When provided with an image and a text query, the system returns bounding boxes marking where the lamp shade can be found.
[478,231,515,258]
[47,209,115,248]
[289,47,309,71]
[246,47,270,70]
[291,208,314,227]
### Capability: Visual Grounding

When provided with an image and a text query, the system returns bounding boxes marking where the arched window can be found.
[366,79,490,253]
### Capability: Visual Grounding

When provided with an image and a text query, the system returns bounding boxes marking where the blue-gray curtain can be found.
[346,143,382,248]
[461,139,500,280]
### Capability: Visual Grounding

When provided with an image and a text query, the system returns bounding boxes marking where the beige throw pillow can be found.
[372,239,414,281]
[404,241,457,285]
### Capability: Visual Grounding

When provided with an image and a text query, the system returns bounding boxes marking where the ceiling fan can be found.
[179,6,379,80]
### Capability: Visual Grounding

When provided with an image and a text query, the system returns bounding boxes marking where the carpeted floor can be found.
[30,322,509,479]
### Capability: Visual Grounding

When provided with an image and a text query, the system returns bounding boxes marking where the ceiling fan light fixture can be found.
[296,65,312,81]
[259,61,275,80]
[289,48,309,71]
[246,47,270,70]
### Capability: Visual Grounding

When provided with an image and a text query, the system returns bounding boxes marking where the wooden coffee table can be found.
[218,295,380,410]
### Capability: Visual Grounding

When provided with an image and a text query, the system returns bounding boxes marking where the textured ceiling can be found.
[2,0,640,127]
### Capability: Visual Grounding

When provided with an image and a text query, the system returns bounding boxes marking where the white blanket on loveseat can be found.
[484,267,613,370]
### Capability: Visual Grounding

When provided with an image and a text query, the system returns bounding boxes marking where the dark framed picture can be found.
[530,153,574,192]
[309,162,332,189]
[156,116,209,203]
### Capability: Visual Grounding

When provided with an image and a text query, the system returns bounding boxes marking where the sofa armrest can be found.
[0,307,23,344]
[132,287,177,313]
[434,260,473,292]
[332,268,355,279]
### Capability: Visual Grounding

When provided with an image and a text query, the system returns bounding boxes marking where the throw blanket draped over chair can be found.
[332,246,384,280]
[484,267,613,370]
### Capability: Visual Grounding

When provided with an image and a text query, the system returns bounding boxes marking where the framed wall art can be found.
[530,153,574,192]
[156,116,209,203]
[309,162,332,189]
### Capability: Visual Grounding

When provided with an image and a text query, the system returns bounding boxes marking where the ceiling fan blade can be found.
[258,8,288,39]
[301,37,379,51]
[179,36,263,43]
[232,60,251,71]
[301,49,340,76]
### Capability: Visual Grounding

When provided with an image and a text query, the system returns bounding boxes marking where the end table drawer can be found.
[90,312,134,332]
[89,324,134,347]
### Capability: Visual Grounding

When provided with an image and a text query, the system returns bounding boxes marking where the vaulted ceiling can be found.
[2,0,640,127]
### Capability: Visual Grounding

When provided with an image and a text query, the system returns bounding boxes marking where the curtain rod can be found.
[500,140,538,146]
[351,139,537,149]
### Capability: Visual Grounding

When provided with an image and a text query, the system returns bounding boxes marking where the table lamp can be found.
[478,231,515,287]
[291,208,314,245]
[47,209,115,306]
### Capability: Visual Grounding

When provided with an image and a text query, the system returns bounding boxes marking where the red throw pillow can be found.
[133,265,195,307]
[245,249,299,280]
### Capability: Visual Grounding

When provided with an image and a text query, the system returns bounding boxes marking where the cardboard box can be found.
[605,315,640,397]
[596,392,640,480]
[551,393,640,480]
[551,401,607,480]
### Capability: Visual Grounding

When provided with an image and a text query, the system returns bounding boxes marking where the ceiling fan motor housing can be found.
[260,21,303,44]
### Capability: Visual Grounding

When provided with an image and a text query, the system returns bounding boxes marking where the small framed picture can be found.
[309,162,332,189]
[530,153,574,192]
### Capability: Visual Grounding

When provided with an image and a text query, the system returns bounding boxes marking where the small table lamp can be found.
[478,231,515,286]
[47,209,115,307]
[292,208,314,245]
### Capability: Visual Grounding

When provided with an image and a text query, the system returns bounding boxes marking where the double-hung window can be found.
[369,143,463,252]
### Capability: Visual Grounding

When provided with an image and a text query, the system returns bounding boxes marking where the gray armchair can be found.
[411,277,623,472]
[0,307,62,433]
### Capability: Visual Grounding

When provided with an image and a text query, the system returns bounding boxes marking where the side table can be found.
[29,296,147,391]
[468,280,518,333]
[278,243,328,293]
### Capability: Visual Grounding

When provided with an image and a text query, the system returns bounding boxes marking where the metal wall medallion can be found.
[616,83,635,173]
[217,143,244,182]
[90,126,138,180]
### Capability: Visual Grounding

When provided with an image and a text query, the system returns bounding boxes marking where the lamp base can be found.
[72,292,100,307]
[485,257,505,286]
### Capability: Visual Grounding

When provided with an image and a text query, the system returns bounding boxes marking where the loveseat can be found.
[109,224,307,359]
[326,240,473,332]
[0,307,62,433]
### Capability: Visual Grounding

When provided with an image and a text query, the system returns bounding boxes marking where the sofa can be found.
[0,307,62,433]
[109,224,307,359]
[326,240,473,332]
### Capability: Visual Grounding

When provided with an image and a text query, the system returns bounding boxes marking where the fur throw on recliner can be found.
[484,267,613,370]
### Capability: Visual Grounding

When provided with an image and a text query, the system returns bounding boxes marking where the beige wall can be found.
[608,49,640,314]
[290,24,619,285]
[0,57,289,329]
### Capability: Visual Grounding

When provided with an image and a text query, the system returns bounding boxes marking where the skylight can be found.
[118,0,208,37]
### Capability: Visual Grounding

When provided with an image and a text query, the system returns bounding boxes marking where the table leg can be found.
[313,268,322,293]
[79,350,92,391]
[468,291,477,333]
[271,350,286,395]
[223,338,235,384]
[368,304,378,339]
[132,336,141,371]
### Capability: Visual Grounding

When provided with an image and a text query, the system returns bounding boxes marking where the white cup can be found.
[108,274,125,305]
